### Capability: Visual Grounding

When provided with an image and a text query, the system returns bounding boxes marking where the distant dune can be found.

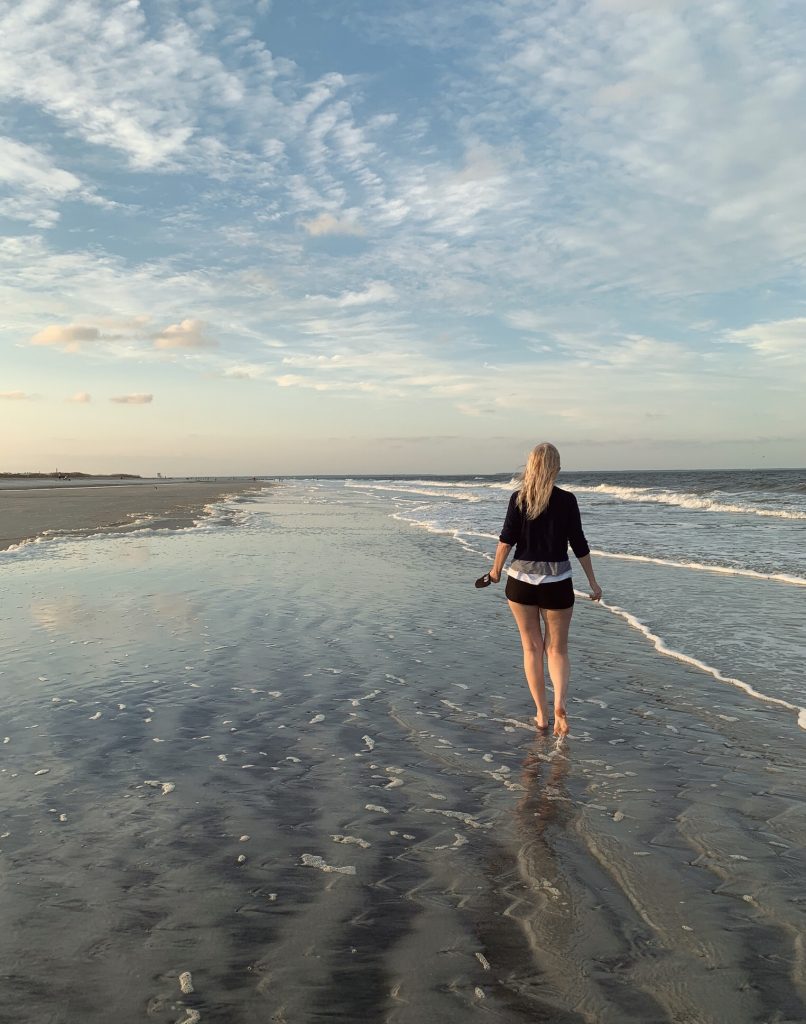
[0,472,141,480]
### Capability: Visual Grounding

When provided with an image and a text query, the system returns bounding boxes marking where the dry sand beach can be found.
[0,482,804,1023]
[0,477,265,552]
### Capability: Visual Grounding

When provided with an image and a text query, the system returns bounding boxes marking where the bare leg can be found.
[507,601,549,727]
[541,606,574,735]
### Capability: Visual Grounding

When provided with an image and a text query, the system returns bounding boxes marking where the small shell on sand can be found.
[423,808,488,829]
[239,835,250,842]
[178,971,194,994]
[301,854,355,875]
[217,754,228,762]
[89,712,102,721]
[237,854,247,864]
[144,780,175,795]
[435,832,468,851]
[59,813,68,823]
[34,768,50,776]
[309,714,325,725]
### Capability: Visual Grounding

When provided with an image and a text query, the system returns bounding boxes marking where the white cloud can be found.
[727,318,806,361]
[0,3,262,170]
[308,282,398,307]
[301,212,364,236]
[0,137,87,227]
[223,364,266,379]
[0,390,34,400]
[67,392,91,403]
[338,282,397,307]
[110,393,153,405]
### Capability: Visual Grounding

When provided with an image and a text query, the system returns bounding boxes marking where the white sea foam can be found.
[345,481,482,502]
[301,854,356,875]
[587,593,806,730]
[573,484,806,520]
[591,549,806,587]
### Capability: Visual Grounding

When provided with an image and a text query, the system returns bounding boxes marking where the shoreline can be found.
[0,478,268,552]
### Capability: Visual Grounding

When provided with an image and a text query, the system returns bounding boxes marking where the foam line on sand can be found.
[586,592,806,730]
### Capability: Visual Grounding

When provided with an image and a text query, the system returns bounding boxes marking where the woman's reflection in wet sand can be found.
[506,738,580,986]
[515,739,574,839]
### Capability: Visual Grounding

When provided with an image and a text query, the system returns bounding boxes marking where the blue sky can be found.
[1,0,805,474]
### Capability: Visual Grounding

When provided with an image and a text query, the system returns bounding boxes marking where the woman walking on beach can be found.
[486,443,601,736]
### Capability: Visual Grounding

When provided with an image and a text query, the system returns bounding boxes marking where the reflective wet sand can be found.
[1,485,804,1023]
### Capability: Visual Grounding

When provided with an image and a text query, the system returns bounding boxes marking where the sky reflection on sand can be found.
[1,486,804,1022]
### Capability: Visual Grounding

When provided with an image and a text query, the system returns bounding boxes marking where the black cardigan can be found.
[499,486,590,567]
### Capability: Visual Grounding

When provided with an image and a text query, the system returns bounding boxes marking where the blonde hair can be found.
[516,443,561,519]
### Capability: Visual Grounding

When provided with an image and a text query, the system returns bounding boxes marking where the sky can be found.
[1,0,805,475]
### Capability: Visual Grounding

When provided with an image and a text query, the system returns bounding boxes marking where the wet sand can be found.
[0,478,266,551]
[0,484,804,1023]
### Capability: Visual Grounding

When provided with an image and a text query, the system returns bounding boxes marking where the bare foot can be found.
[553,708,569,737]
[533,715,550,732]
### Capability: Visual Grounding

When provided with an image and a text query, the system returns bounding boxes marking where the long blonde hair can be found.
[516,443,561,519]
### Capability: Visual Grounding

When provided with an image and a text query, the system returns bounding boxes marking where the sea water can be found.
[324,469,806,724]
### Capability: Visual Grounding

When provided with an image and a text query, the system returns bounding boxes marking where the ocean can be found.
[328,469,806,728]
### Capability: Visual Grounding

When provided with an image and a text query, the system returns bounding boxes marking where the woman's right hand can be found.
[489,568,501,583]
[589,582,602,602]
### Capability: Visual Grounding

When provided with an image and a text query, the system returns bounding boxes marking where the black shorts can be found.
[505,575,575,609]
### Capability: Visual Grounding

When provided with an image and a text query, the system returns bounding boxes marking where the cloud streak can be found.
[110,394,153,405]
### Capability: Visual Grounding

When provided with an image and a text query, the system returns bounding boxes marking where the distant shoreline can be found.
[0,479,268,552]
[0,472,141,480]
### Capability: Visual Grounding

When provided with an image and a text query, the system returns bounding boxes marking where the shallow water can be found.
[340,471,806,719]
[1,484,804,1023]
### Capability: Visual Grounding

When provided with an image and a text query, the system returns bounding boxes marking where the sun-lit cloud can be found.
[0,391,34,400]
[110,394,153,405]
[30,324,101,351]
[153,319,213,350]
[67,392,91,403]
